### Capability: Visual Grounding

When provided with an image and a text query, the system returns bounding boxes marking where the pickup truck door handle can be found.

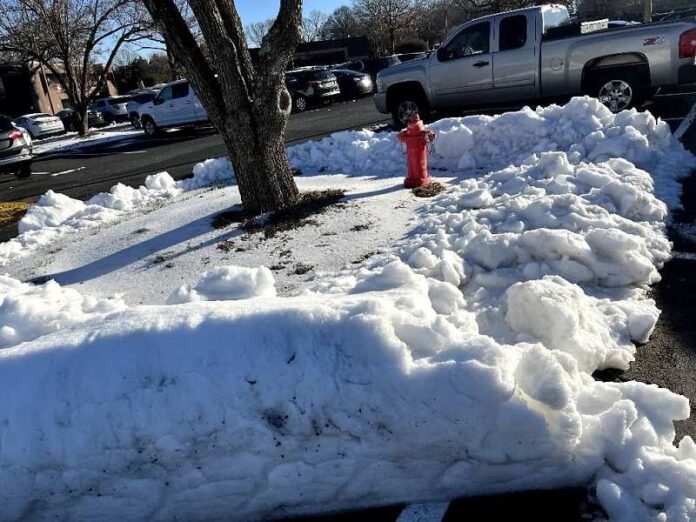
[473,61,490,67]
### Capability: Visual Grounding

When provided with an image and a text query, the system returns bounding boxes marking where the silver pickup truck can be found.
[374,5,696,126]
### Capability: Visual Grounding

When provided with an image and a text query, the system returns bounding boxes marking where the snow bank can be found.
[0,275,125,349]
[288,97,696,209]
[0,164,233,268]
[168,265,276,304]
[0,267,692,521]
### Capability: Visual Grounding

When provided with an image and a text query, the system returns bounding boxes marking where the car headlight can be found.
[376,76,385,93]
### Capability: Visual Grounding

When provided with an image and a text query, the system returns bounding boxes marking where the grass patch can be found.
[412,182,445,198]
[0,202,30,227]
[212,190,347,239]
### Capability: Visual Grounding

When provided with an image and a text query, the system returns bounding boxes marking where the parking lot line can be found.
[675,100,696,140]
[654,91,696,97]
[397,502,450,522]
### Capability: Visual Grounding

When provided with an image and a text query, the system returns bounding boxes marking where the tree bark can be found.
[143,0,302,214]
[78,104,90,136]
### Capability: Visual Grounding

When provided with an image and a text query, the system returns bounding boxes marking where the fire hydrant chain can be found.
[397,113,436,188]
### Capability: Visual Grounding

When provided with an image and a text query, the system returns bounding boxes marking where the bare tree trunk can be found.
[78,104,90,136]
[219,94,299,212]
[144,0,302,214]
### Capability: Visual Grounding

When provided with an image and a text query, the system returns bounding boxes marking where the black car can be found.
[331,69,374,99]
[285,69,340,112]
[0,115,32,178]
[56,109,106,132]
[345,56,402,82]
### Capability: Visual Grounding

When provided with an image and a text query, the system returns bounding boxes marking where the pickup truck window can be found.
[542,6,570,33]
[499,15,527,51]
[158,86,173,102]
[439,22,490,61]
[172,82,190,99]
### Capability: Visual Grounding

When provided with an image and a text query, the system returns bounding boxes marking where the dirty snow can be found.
[1,97,696,521]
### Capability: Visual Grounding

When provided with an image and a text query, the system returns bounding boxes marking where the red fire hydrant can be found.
[398,113,436,188]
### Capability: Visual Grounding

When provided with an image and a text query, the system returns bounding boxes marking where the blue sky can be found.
[235,0,349,24]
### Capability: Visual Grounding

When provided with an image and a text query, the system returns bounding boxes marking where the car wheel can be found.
[293,96,308,113]
[142,117,160,138]
[391,93,430,128]
[15,163,31,178]
[591,69,646,113]
[130,114,141,129]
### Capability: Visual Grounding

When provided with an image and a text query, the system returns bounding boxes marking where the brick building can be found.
[0,61,117,118]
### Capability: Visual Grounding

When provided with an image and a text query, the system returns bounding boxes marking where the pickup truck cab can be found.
[138,80,208,137]
[375,5,696,126]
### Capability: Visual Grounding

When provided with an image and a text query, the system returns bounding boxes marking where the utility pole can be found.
[643,0,652,23]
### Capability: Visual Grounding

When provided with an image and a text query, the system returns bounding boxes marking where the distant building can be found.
[290,37,370,68]
[250,37,370,69]
[0,61,118,118]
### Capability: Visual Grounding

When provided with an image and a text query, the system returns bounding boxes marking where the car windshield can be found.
[108,97,130,105]
[311,70,334,80]
[332,69,362,77]
[133,93,156,103]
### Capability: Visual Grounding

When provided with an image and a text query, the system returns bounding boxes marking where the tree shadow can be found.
[32,209,234,286]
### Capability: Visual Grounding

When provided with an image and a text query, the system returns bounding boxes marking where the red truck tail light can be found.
[679,28,696,59]
[8,131,22,140]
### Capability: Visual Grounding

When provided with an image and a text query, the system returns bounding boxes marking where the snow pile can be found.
[0,162,236,268]
[168,265,276,304]
[0,265,692,521]
[288,97,696,209]
[0,275,126,349]
[358,150,670,373]
[182,157,234,190]
[1,99,695,520]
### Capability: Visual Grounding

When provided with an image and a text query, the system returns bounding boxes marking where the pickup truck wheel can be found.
[392,95,430,128]
[591,70,646,113]
[142,117,160,138]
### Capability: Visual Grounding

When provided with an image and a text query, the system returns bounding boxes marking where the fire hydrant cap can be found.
[407,112,424,132]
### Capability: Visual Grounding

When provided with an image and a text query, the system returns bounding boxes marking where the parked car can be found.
[374,4,696,126]
[347,56,402,81]
[331,69,374,98]
[127,91,159,128]
[13,113,65,139]
[56,109,106,132]
[285,68,340,112]
[138,79,208,137]
[0,115,32,178]
[93,96,131,122]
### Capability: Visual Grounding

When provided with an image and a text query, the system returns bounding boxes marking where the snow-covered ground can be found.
[1,97,696,521]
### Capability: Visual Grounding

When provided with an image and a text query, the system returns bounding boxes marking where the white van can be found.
[138,80,208,137]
